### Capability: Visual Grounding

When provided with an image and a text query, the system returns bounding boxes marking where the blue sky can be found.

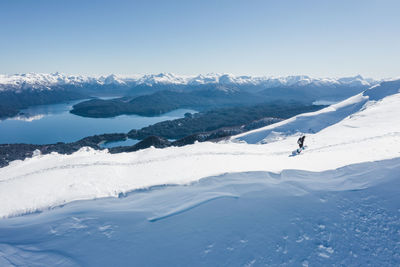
[1,0,399,78]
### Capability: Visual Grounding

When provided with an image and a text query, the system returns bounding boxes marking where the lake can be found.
[0,100,196,145]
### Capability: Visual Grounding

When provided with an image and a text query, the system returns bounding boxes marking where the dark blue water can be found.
[100,138,177,148]
[0,101,196,144]
[100,138,141,148]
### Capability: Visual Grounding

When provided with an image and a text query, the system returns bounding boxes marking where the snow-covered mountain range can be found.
[0,72,379,91]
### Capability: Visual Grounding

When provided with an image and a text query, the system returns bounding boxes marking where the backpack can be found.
[297,136,305,145]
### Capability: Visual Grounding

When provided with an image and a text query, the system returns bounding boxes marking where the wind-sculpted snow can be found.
[0,159,399,266]
[146,158,400,222]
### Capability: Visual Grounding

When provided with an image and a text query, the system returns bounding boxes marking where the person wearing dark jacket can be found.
[297,135,306,152]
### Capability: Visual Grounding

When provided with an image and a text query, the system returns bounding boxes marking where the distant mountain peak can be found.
[103,74,126,85]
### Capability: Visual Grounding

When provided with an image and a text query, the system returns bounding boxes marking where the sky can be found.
[0,0,399,78]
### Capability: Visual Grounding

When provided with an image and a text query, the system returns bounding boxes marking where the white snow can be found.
[0,72,102,91]
[0,80,399,218]
[233,80,400,144]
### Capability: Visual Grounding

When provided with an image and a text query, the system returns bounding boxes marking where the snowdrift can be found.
[0,80,399,218]
[0,158,399,266]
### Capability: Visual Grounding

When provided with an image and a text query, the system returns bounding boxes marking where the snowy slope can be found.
[0,72,379,91]
[0,80,399,218]
[234,79,400,144]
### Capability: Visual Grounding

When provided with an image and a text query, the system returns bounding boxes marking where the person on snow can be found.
[297,135,306,153]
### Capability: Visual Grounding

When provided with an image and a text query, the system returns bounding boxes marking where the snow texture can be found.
[0,159,399,266]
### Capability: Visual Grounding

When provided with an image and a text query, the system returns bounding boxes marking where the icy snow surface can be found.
[0,80,399,266]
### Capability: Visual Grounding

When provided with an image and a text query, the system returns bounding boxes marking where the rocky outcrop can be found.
[109,136,171,153]
[0,133,128,168]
